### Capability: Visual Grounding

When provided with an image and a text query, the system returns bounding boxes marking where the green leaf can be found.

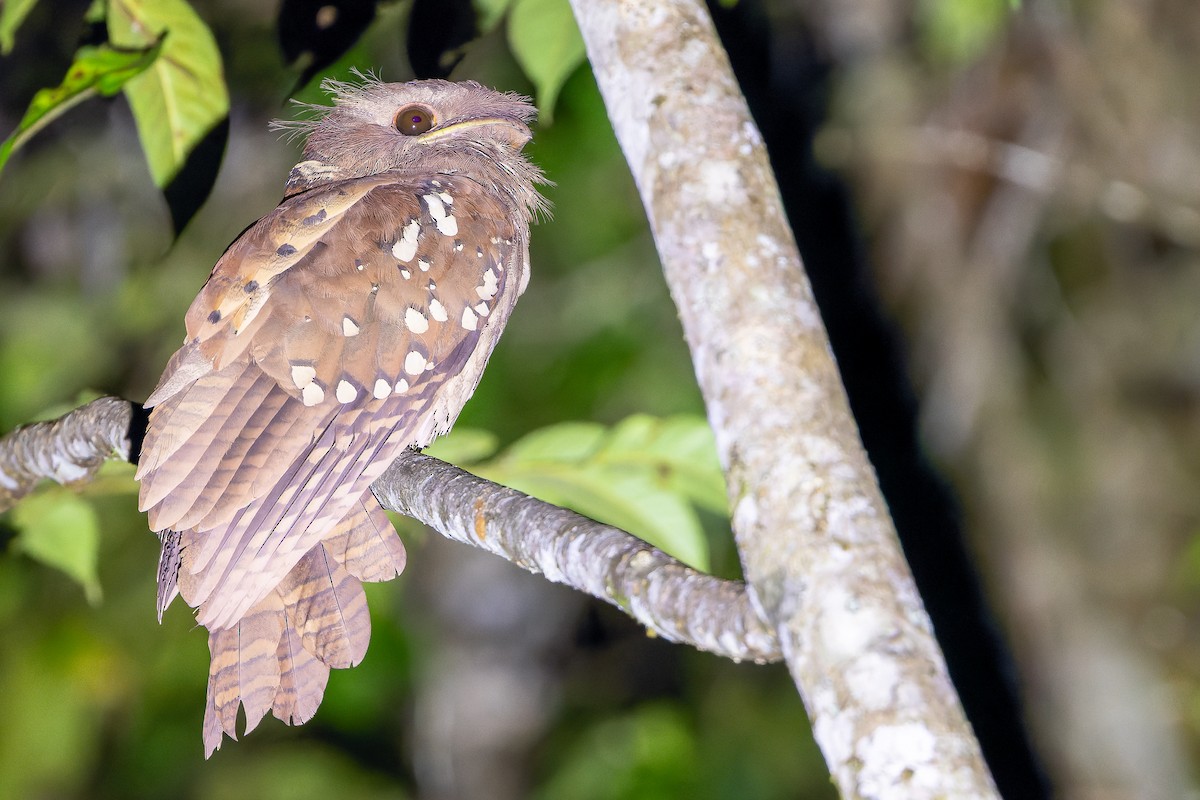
[501,421,607,462]
[84,0,106,24]
[0,41,163,176]
[424,427,501,465]
[10,488,102,604]
[108,0,229,188]
[477,415,727,570]
[473,0,516,34]
[507,0,586,122]
[602,415,729,515]
[0,0,39,54]
[86,460,139,496]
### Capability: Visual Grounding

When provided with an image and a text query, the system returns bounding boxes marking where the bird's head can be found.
[275,76,540,195]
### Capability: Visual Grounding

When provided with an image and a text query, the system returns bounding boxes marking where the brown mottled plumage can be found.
[136,78,546,756]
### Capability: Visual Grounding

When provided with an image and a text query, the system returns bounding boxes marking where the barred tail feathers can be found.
[171,493,403,757]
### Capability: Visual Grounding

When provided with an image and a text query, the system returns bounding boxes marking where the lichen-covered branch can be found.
[0,396,136,512]
[568,0,1000,796]
[375,450,780,662]
[0,396,781,664]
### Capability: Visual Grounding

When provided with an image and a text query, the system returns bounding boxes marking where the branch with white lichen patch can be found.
[568,0,1001,797]
[0,396,139,510]
[0,395,782,664]
[375,450,779,662]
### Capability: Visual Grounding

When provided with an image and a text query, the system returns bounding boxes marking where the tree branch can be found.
[375,451,779,662]
[0,396,137,510]
[568,0,1000,796]
[0,396,781,664]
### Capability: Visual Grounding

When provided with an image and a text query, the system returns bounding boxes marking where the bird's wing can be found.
[137,170,522,630]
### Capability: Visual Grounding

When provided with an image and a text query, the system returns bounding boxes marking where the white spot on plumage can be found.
[404,350,427,375]
[423,193,458,236]
[373,378,391,399]
[438,191,453,205]
[342,316,360,336]
[392,219,420,262]
[336,380,358,403]
[461,306,478,331]
[418,258,431,272]
[476,268,499,300]
[290,364,316,388]
[400,268,411,279]
[429,299,448,321]
[394,378,409,393]
[475,302,490,317]
[302,383,324,406]
[405,307,430,334]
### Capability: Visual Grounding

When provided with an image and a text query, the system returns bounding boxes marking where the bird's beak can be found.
[418,116,532,150]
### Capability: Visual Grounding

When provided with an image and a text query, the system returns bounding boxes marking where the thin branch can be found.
[0,396,782,663]
[0,396,137,511]
[375,450,779,663]
[568,0,1000,796]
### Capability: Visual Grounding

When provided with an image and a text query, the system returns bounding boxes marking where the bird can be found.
[134,76,547,756]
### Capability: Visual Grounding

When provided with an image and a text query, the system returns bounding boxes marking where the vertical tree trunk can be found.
[567,1,1000,796]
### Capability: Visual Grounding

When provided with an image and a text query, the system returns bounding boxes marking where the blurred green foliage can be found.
[916,0,1010,64]
[0,0,38,54]
[11,484,104,604]
[0,40,162,174]
[432,415,726,571]
[0,0,228,191]
[506,0,585,121]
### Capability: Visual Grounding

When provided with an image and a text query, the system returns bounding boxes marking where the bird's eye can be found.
[395,105,434,135]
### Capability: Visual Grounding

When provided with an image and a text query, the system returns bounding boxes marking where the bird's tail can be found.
[159,494,406,757]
